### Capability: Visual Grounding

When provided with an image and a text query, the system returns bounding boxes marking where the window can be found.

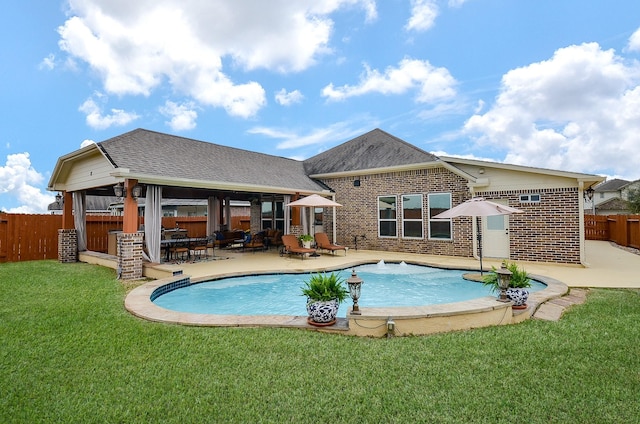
[428,193,452,240]
[402,194,423,238]
[519,194,541,203]
[262,200,285,231]
[378,195,397,237]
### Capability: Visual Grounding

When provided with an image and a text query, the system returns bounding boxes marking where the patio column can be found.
[119,178,143,279]
[58,191,77,263]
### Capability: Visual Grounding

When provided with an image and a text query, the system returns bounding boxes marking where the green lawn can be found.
[1,260,639,423]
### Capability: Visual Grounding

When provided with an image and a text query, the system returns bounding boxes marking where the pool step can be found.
[532,288,589,321]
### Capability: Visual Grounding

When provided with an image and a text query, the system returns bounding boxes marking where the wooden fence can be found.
[0,213,250,263]
[585,214,640,249]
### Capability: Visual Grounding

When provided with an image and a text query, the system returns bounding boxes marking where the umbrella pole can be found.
[476,216,483,275]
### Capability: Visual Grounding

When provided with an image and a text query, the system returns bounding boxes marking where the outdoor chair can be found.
[243,233,265,253]
[191,237,209,260]
[314,232,347,256]
[169,233,189,261]
[280,234,316,260]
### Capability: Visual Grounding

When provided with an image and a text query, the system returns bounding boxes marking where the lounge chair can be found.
[314,232,347,256]
[280,235,316,260]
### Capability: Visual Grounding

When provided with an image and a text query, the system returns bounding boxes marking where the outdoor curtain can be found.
[283,195,290,234]
[144,185,162,263]
[73,191,87,252]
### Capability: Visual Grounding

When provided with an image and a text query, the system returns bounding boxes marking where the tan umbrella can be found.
[286,194,342,208]
[434,197,524,274]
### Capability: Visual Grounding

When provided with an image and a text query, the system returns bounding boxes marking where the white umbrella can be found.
[286,194,342,208]
[434,197,524,274]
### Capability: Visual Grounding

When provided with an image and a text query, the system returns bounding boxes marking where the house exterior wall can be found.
[58,150,115,192]
[320,166,473,258]
[477,188,581,263]
[321,167,582,264]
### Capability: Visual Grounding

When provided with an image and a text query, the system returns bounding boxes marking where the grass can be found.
[1,260,639,423]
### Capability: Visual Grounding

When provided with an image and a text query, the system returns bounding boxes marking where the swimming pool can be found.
[152,262,547,317]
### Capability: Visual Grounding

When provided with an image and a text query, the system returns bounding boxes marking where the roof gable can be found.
[595,178,630,192]
[303,128,439,175]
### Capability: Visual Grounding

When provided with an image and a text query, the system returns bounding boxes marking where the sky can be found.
[2,0,640,213]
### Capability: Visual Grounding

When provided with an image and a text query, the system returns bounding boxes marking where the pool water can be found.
[152,262,546,317]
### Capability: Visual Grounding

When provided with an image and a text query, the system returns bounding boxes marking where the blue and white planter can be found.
[506,288,529,308]
[306,298,340,324]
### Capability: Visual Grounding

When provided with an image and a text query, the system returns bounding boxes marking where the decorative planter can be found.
[306,298,340,325]
[302,240,312,249]
[506,288,529,309]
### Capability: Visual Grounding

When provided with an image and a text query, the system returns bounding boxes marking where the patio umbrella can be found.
[286,195,342,255]
[433,197,524,275]
[285,194,342,208]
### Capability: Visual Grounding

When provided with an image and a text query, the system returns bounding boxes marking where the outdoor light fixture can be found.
[113,183,124,199]
[346,269,363,315]
[495,264,513,303]
[114,182,142,200]
[353,179,361,187]
[386,317,396,337]
[583,185,595,202]
[131,184,142,200]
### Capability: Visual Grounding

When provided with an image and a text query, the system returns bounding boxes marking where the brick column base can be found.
[290,225,304,238]
[58,229,77,263]
[117,232,144,280]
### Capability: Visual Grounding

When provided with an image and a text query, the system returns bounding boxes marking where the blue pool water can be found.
[152,262,546,317]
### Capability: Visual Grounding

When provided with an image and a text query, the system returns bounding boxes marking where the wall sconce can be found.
[113,183,124,199]
[346,269,363,315]
[55,192,63,206]
[583,185,595,202]
[386,316,395,337]
[495,264,513,303]
[113,182,142,200]
[131,184,142,200]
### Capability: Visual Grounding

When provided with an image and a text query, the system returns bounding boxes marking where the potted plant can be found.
[301,272,349,326]
[298,234,314,249]
[482,260,532,309]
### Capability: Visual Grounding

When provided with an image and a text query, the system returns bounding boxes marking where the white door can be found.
[482,201,511,258]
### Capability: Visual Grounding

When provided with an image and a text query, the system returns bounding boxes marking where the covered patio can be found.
[48,129,340,279]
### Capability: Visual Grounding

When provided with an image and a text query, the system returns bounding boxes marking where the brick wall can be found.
[320,168,582,264]
[479,188,581,263]
[320,167,473,257]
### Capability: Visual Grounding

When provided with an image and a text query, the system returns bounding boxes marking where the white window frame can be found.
[427,193,452,240]
[401,194,423,239]
[519,193,541,203]
[378,195,397,238]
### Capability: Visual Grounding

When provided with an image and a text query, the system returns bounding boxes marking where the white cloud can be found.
[406,0,438,32]
[464,42,640,179]
[160,101,198,131]
[248,120,374,150]
[322,58,457,102]
[0,153,54,213]
[57,1,376,118]
[628,27,640,52]
[80,139,96,148]
[39,53,56,70]
[275,89,304,106]
[448,0,468,7]
[79,97,139,130]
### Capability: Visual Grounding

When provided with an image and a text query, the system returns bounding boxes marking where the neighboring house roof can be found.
[48,195,117,211]
[97,128,325,193]
[595,178,630,192]
[303,128,440,175]
[595,197,630,212]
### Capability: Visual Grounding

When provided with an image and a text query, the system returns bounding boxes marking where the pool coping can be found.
[124,259,569,336]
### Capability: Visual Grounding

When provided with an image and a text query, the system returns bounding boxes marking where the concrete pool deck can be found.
[123,240,640,337]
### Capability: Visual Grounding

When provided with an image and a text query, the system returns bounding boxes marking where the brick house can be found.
[49,128,603,277]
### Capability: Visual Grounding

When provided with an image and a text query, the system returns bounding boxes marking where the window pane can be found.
[380,221,397,237]
[429,193,451,217]
[404,221,422,238]
[379,196,396,219]
[487,215,505,231]
[429,221,451,239]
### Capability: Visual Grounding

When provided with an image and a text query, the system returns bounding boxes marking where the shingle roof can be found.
[98,129,325,192]
[595,197,630,211]
[594,178,630,192]
[303,128,439,175]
